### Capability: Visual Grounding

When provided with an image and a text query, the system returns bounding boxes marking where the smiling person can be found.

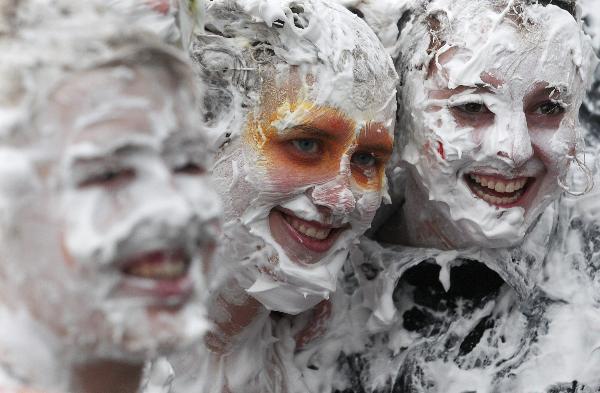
[0,2,220,392]
[323,0,599,391]
[168,0,397,391]
[380,0,594,251]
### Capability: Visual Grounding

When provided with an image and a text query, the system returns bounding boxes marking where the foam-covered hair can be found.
[0,0,195,146]
[183,0,398,147]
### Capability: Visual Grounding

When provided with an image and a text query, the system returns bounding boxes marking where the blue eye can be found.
[291,139,319,154]
[351,152,376,167]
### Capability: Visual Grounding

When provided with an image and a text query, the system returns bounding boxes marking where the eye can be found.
[534,101,565,116]
[351,151,377,168]
[453,102,490,113]
[291,139,320,154]
[174,162,205,175]
[77,168,135,188]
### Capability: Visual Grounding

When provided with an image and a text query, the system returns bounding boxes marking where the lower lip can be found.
[269,209,345,255]
[465,175,534,208]
[116,275,194,305]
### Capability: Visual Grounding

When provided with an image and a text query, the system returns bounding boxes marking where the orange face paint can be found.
[244,67,393,193]
[353,122,394,190]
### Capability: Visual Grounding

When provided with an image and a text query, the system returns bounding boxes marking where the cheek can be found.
[529,129,570,174]
[353,189,383,221]
[92,192,129,232]
[60,233,76,268]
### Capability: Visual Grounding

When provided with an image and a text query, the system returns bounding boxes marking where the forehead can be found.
[432,5,585,94]
[45,64,192,149]
[258,63,395,135]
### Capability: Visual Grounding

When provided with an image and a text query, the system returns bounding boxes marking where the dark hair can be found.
[525,0,576,17]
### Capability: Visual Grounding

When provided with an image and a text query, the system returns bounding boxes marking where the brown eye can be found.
[455,102,489,113]
[174,162,205,175]
[535,101,565,116]
[78,168,135,188]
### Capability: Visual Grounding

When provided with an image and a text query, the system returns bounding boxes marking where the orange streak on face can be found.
[258,106,356,187]
[352,122,393,190]
[243,67,392,193]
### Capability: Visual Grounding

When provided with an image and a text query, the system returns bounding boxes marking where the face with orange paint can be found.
[396,1,594,249]
[0,62,221,360]
[211,63,396,313]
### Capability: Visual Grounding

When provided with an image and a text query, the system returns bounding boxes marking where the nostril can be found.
[497,151,510,159]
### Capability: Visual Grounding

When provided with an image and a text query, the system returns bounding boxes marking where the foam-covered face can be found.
[213,65,395,313]
[400,6,592,249]
[0,64,221,359]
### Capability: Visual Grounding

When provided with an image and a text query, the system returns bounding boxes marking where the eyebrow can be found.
[357,123,393,155]
[67,140,153,164]
[285,124,343,141]
[429,85,495,100]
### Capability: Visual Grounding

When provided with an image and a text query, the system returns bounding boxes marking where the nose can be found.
[134,166,197,225]
[485,111,533,168]
[310,174,356,216]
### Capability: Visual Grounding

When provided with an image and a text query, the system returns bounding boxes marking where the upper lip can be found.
[276,207,345,230]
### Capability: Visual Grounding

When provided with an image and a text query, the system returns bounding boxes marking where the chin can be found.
[68,299,208,361]
[268,207,351,265]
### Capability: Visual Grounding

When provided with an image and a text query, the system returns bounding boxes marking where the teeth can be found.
[289,217,332,240]
[128,259,186,280]
[469,174,528,194]
[473,185,523,206]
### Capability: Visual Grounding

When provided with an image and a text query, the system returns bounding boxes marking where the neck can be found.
[380,176,460,250]
[71,359,143,393]
[0,304,143,393]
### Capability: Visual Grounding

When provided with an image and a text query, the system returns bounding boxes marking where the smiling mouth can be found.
[122,250,190,280]
[116,249,194,302]
[465,173,533,207]
[269,208,349,263]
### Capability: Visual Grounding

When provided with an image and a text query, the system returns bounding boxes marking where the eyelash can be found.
[533,101,566,116]
[77,167,135,188]
[351,151,378,168]
[290,139,321,155]
[448,95,490,114]
[172,160,206,175]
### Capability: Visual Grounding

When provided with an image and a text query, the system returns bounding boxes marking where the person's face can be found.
[400,18,589,249]
[215,65,395,312]
[5,64,221,358]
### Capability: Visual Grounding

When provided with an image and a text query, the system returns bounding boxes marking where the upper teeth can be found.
[469,174,527,193]
[127,259,186,280]
[289,217,331,240]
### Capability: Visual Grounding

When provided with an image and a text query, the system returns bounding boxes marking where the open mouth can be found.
[116,249,194,301]
[465,173,533,207]
[122,250,190,280]
[268,208,349,263]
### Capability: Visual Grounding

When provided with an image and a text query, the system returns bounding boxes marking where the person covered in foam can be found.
[0,2,221,391]
[317,0,600,391]
[168,0,397,392]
